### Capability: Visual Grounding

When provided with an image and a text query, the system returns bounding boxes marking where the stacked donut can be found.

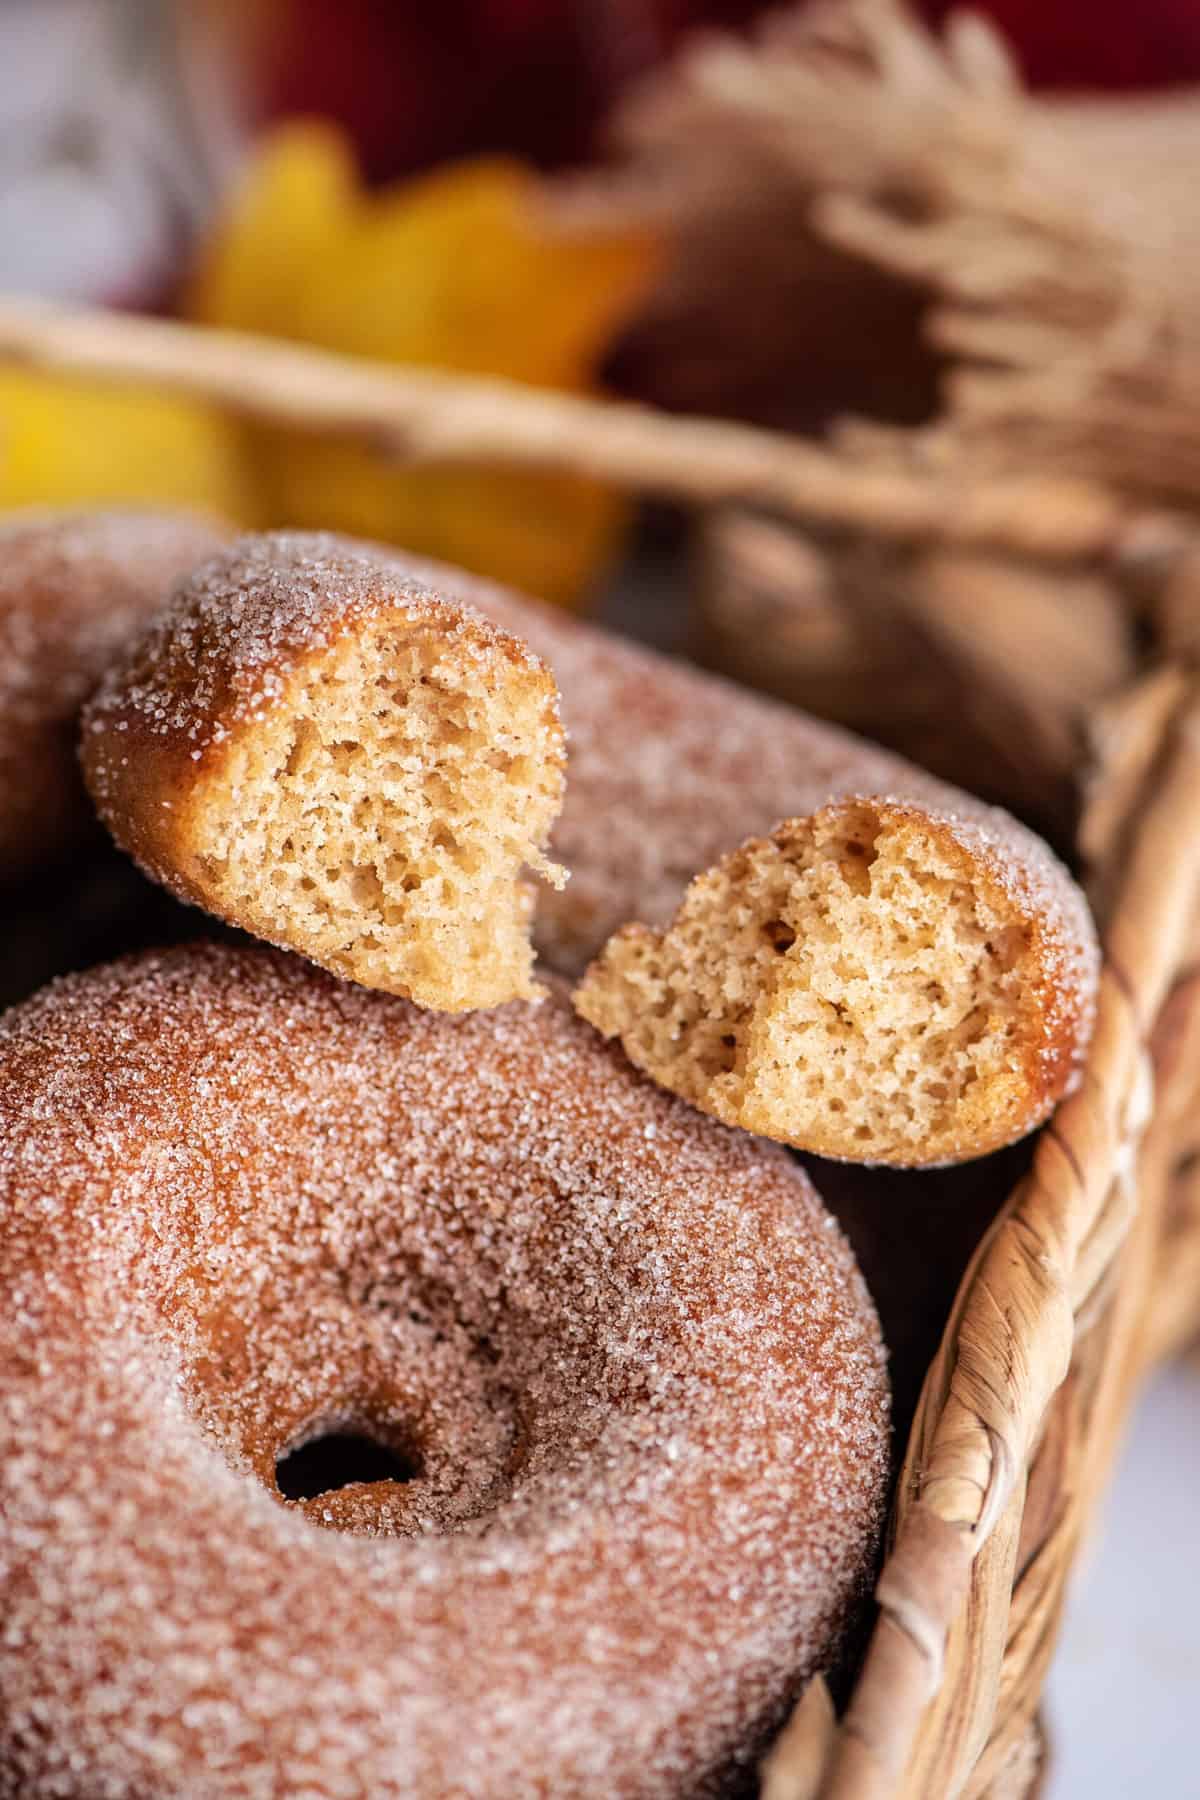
[0,517,1099,1799]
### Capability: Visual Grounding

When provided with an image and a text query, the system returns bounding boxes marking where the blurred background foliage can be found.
[1,0,1199,605]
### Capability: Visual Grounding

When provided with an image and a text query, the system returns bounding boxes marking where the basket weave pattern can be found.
[760,606,1200,1796]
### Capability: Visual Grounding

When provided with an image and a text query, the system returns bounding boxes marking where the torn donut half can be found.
[81,532,566,1012]
[574,796,1098,1166]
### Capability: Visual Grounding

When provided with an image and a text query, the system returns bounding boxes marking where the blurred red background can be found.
[257,0,1200,182]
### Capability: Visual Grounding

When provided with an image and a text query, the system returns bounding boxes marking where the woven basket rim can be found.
[761,606,1200,1794]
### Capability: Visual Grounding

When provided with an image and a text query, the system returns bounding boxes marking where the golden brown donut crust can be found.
[0,945,889,1799]
[0,507,228,880]
[81,533,566,1010]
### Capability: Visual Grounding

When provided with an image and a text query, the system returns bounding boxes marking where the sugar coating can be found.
[81,534,566,1011]
[0,945,889,1799]
[0,507,228,879]
[575,798,1095,1166]
[82,533,556,754]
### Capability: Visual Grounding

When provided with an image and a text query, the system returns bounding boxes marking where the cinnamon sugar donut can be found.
[0,945,889,1799]
[0,507,228,880]
[81,534,565,1011]
[79,531,1095,1158]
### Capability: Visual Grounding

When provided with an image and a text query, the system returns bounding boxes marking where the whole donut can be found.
[0,945,889,1800]
[0,507,228,880]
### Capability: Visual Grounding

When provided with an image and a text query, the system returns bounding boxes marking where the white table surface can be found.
[1047,1356,1200,1795]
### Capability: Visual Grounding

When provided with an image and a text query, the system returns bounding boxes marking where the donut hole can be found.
[185,1291,527,1538]
[575,798,1043,1165]
[275,1426,421,1501]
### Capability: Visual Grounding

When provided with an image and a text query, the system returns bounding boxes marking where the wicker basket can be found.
[729,525,1200,1797]
[0,297,1196,1800]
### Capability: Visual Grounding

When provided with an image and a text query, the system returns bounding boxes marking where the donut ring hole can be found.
[275,1421,422,1501]
[178,1280,532,1539]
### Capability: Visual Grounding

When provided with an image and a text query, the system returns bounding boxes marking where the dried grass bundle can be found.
[585,0,1200,507]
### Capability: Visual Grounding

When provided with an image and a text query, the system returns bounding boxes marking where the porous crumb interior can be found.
[190,622,563,1009]
[576,802,1033,1162]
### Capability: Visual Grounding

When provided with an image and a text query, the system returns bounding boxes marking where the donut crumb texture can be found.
[575,797,1090,1166]
[178,622,564,1008]
[82,532,566,1012]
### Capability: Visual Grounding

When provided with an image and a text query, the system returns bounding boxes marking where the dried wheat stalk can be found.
[0,294,1126,559]
[597,0,1200,509]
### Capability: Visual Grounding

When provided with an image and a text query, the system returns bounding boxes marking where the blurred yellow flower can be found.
[190,125,659,604]
[0,370,248,521]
